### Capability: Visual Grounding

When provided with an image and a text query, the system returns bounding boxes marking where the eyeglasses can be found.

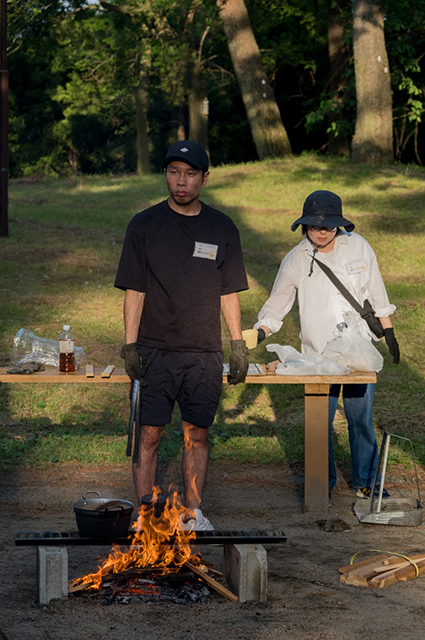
[308,225,337,232]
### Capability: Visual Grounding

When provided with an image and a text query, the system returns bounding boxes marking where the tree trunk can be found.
[134,69,151,174]
[351,0,393,164]
[217,0,292,159]
[327,0,350,156]
[188,61,209,152]
[177,105,186,141]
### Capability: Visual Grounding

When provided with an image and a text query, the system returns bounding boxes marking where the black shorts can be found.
[137,347,223,428]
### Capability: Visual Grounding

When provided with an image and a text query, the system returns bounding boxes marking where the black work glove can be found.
[121,343,151,384]
[384,328,400,364]
[257,328,267,344]
[228,339,249,385]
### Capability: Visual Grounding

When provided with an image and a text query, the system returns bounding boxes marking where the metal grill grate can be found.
[15,529,286,546]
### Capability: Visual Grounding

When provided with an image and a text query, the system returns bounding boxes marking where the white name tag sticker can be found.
[193,241,218,260]
[345,258,367,275]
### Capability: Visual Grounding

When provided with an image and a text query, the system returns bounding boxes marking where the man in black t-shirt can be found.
[114,140,249,531]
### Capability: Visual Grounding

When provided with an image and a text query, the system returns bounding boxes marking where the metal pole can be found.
[0,0,8,237]
[376,434,391,514]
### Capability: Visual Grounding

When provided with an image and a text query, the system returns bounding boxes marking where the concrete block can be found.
[223,543,268,603]
[37,546,68,605]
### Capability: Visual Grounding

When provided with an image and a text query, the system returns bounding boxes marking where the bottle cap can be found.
[63,324,70,331]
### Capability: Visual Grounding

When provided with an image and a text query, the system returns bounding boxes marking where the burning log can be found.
[68,566,184,594]
[69,561,237,602]
[73,569,210,605]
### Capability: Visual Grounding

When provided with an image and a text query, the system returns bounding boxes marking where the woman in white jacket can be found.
[255,190,400,499]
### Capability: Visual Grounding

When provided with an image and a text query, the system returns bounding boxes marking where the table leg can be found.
[304,384,329,512]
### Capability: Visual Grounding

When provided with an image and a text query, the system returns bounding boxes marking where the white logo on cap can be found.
[180,147,189,153]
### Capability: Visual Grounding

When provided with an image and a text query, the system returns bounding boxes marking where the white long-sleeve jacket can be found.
[255,231,396,355]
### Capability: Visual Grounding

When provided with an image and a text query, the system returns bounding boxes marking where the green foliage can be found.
[5,0,425,174]
[384,0,425,163]
[305,92,354,139]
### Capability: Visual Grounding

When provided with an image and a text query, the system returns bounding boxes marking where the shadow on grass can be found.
[203,171,425,490]
[1,162,425,493]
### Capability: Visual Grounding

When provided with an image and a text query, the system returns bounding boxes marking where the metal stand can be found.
[353,431,423,526]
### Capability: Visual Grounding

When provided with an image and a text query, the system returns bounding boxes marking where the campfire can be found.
[68,486,237,603]
[86,569,211,605]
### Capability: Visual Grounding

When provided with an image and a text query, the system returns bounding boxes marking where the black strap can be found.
[312,255,367,318]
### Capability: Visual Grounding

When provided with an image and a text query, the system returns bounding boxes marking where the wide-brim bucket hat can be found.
[291,190,355,232]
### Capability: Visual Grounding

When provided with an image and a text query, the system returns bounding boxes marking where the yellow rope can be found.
[350,549,420,578]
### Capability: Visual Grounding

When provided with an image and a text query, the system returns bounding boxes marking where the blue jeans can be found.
[328,383,379,492]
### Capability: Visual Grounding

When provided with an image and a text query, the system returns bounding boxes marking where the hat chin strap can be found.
[306,234,336,276]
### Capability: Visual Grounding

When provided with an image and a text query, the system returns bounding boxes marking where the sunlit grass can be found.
[1,155,425,473]
[211,435,285,464]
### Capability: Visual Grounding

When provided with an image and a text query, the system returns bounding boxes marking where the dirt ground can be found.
[1,460,425,640]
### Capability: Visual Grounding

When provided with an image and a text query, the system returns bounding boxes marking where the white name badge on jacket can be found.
[345,258,367,275]
[193,241,218,260]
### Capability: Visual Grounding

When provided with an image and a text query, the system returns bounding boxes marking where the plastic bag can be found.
[12,328,86,369]
[266,344,350,376]
[322,312,383,373]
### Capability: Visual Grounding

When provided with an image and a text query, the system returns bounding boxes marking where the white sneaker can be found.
[178,508,214,531]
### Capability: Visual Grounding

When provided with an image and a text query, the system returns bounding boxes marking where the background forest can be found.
[6,0,425,178]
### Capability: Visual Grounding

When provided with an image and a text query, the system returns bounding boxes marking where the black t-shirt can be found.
[114,200,248,351]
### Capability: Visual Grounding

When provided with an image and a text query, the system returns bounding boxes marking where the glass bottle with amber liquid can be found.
[59,324,75,373]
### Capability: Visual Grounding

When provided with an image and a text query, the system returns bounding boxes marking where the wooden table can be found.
[0,366,376,512]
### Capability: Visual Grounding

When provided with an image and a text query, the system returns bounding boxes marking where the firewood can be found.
[376,574,401,588]
[68,577,95,593]
[369,566,404,587]
[342,575,369,587]
[206,567,224,578]
[185,561,238,602]
[68,565,184,593]
[338,554,388,574]
[395,558,425,582]
[347,559,390,581]
[372,561,410,573]
[339,552,425,589]
[368,555,425,586]
[383,553,425,566]
[198,560,224,579]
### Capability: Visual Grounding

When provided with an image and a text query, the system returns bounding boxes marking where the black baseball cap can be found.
[163,140,209,172]
[291,190,355,232]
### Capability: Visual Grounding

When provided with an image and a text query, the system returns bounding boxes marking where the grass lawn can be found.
[1,155,425,489]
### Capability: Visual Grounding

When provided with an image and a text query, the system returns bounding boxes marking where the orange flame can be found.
[79,486,200,590]
[183,427,203,506]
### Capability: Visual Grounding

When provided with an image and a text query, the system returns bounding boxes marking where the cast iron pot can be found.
[73,490,134,538]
